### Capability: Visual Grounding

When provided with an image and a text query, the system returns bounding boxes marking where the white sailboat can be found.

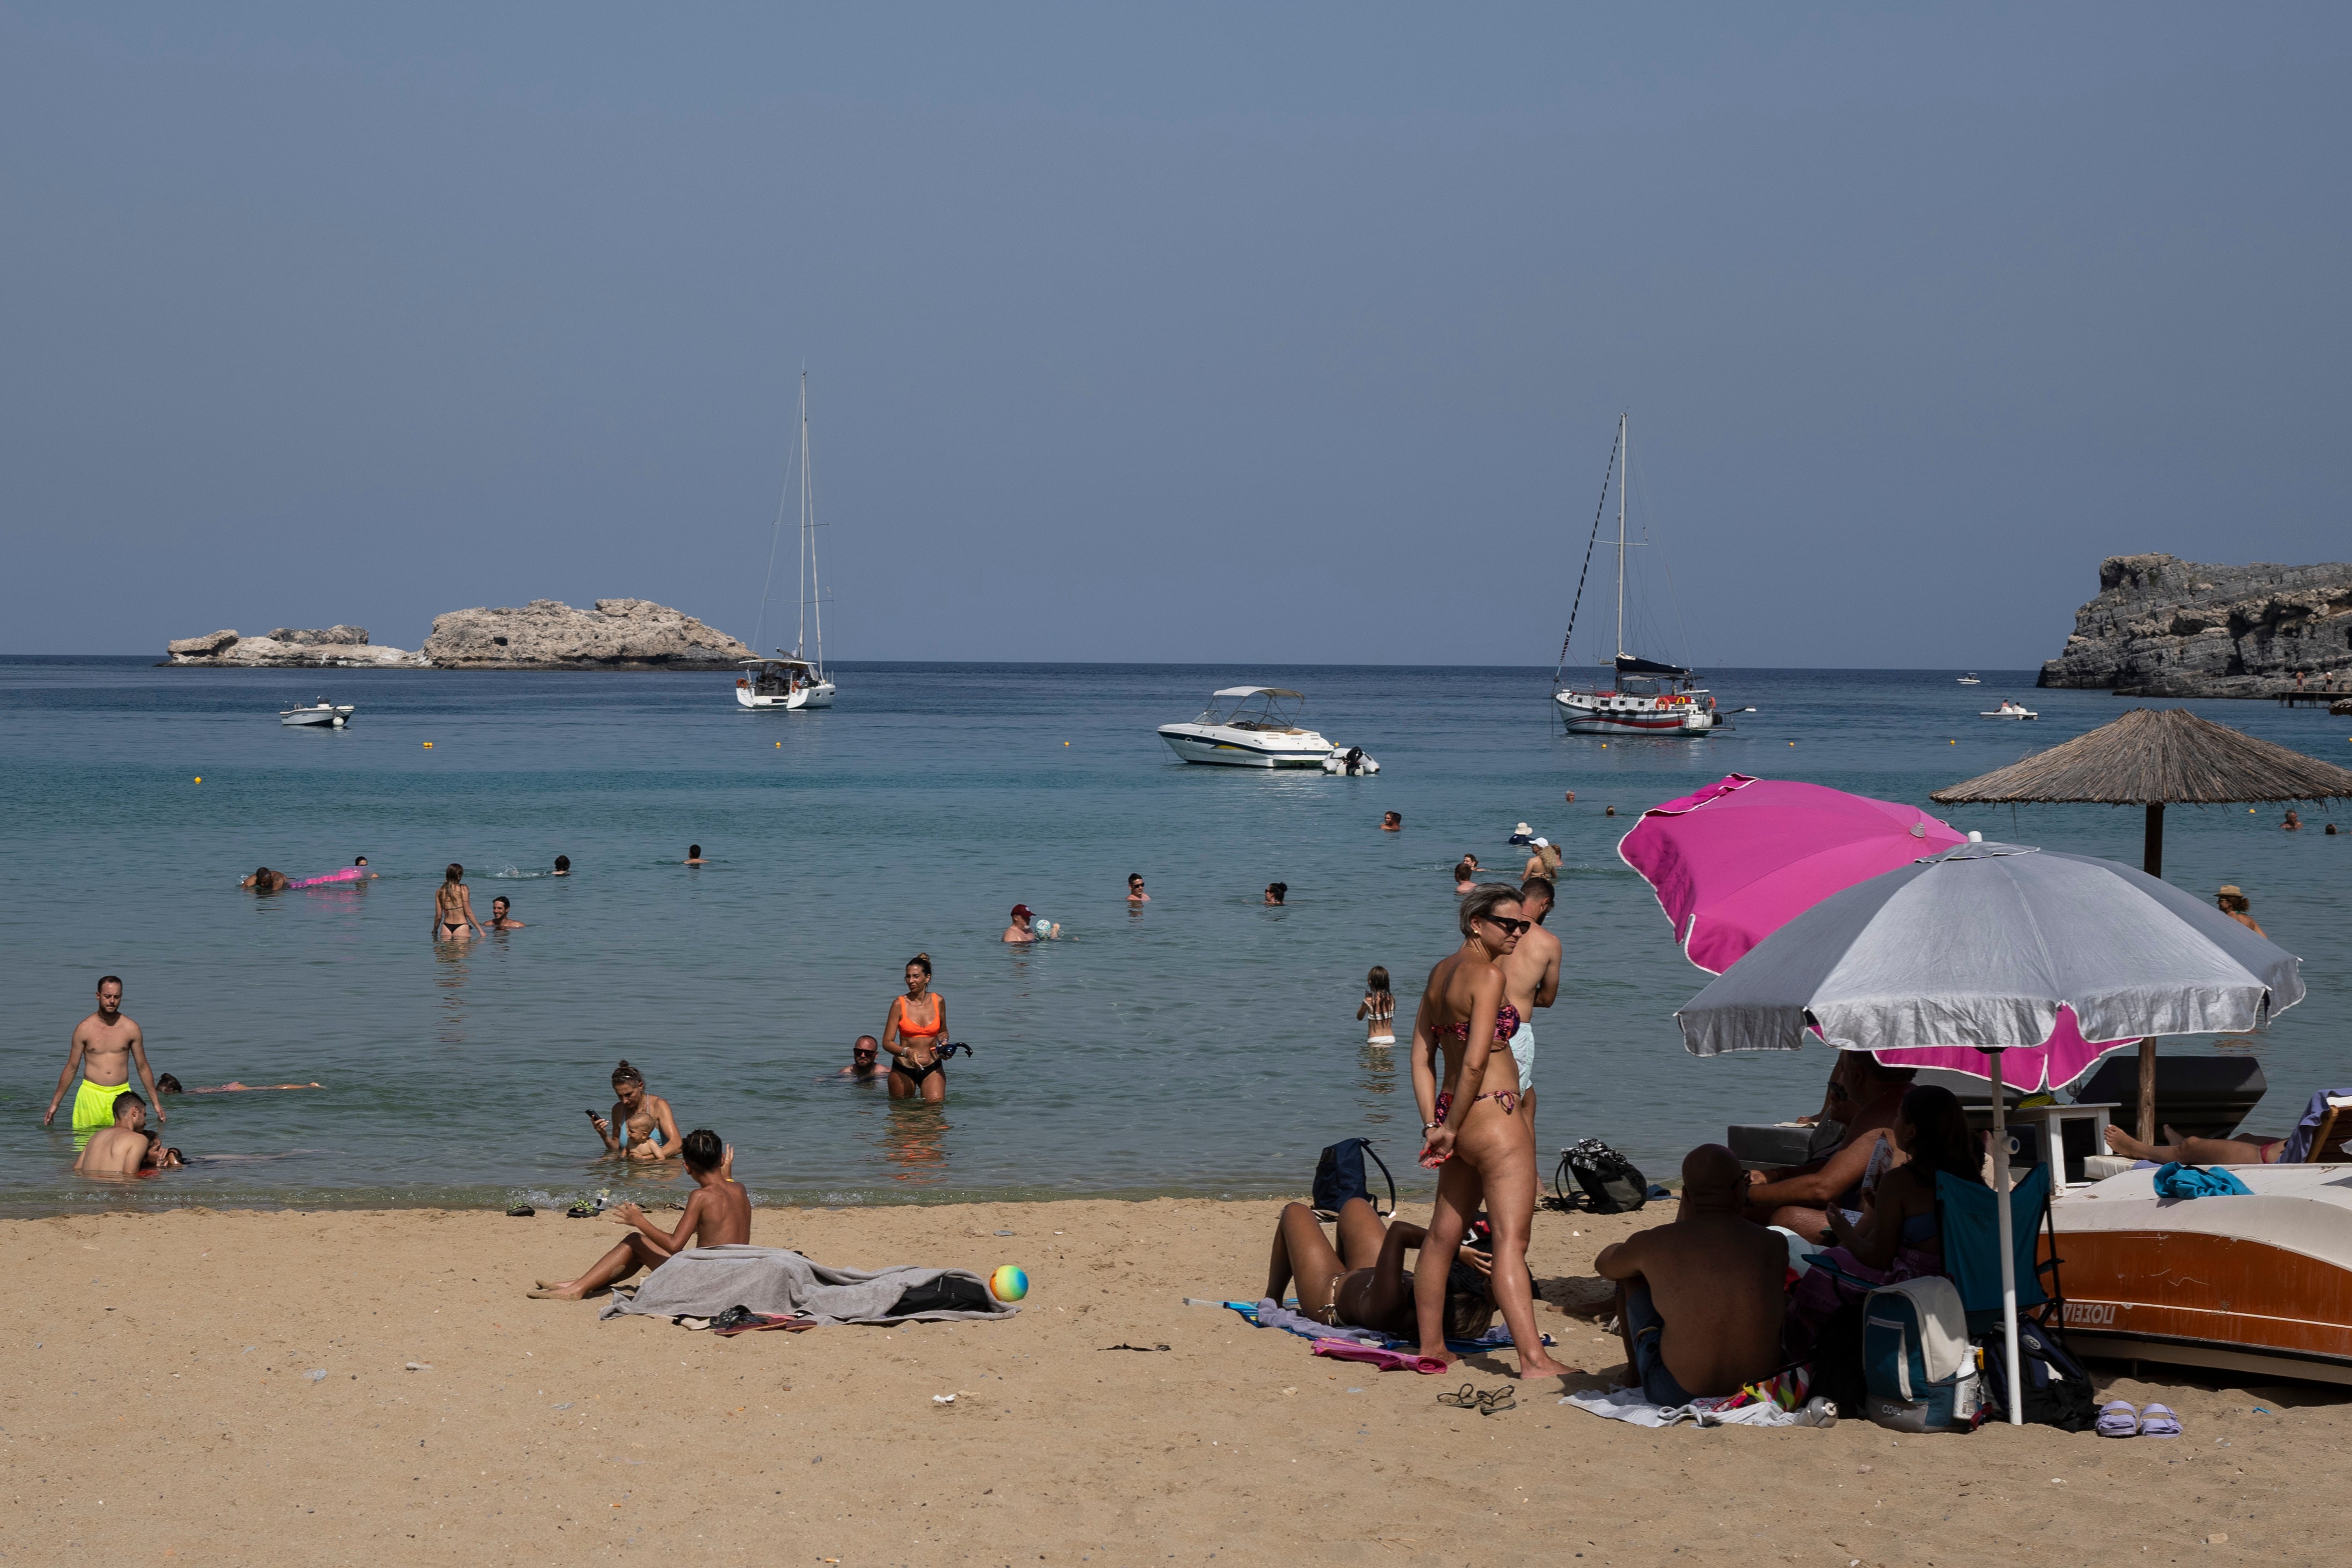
[1552,415,1723,737]
[738,370,837,712]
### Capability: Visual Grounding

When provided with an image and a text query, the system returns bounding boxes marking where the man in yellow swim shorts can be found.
[43,975,165,1133]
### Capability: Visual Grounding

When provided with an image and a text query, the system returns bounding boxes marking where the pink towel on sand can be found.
[1310,1337,1446,1375]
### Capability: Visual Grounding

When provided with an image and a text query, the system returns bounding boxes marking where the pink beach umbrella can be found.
[1618,774,2134,1090]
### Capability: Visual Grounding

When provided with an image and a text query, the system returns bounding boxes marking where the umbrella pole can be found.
[2139,804,2164,1141]
[1988,1045,2023,1426]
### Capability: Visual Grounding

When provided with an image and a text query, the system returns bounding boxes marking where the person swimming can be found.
[242,867,292,891]
[552,855,571,876]
[885,954,950,1103]
[590,1060,680,1159]
[488,896,526,930]
[1264,882,1287,905]
[156,1076,324,1093]
[433,864,482,941]
[684,844,706,865]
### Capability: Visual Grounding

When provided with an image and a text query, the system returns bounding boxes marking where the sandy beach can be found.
[10,1197,2336,1566]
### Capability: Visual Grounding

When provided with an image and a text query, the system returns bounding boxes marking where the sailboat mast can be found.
[1614,413,1627,663]
[794,373,808,662]
[803,371,823,674]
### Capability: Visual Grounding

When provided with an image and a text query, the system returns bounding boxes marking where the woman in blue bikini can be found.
[1408,883,1571,1380]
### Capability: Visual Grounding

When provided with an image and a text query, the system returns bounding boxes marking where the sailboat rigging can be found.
[1552,414,1721,736]
[737,370,838,711]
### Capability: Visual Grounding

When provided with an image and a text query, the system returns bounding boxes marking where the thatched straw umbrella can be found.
[1931,707,2352,1138]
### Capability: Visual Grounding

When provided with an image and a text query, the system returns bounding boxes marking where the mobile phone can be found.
[585,1108,601,1120]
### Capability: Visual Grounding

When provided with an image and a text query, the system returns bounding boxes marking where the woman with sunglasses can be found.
[1407,882,1575,1380]
[884,954,950,1103]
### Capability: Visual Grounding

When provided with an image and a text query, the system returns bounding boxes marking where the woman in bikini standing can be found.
[884,953,949,1103]
[433,864,483,941]
[1408,882,1574,1380]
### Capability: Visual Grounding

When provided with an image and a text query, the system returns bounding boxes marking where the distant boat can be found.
[1551,414,1724,737]
[1159,686,1374,770]
[740,369,837,712]
[1981,699,2038,720]
[1958,673,1982,685]
[280,698,353,729]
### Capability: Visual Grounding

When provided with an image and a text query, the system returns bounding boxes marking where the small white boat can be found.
[279,698,354,728]
[1980,699,2038,720]
[1160,687,1358,769]
[736,656,835,711]
[1958,673,1982,685]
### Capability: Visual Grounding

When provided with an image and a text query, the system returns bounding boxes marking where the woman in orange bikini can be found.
[1408,882,1575,1381]
[884,953,951,1103]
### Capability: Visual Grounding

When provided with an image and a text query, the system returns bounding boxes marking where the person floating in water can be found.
[830,1035,891,1080]
[529,1129,747,1299]
[684,844,706,865]
[591,1060,680,1160]
[488,896,525,930]
[885,954,950,1103]
[242,867,292,891]
[157,1076,324,1094]
[433,864,483,942]
[73,1094,153,1176]
[552,855,571,876]
[45,975,165,1131]
[1264,882,1287,906]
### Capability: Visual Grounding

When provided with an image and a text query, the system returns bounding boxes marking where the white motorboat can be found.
[736,656,835,711]
[1550,415,1725,738]
[740,369,837,711]
[1981,698,2038,719]
[1159,687,1360,769]
[279,697,354,728]
[1958,672,1982,685]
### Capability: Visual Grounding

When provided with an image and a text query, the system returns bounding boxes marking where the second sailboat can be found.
[738,370,837,711]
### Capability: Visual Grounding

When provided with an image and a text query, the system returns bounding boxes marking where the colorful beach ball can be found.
[990,1265,1029,1302]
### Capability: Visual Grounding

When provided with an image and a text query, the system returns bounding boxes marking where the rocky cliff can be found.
[165,600,754,670]
[2037,554,2352,696]
[421,599,754,670]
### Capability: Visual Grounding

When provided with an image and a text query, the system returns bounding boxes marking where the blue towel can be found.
[2153,1161,2253,1199]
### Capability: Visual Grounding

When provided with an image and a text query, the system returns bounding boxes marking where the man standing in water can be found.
[1497,878,1561,1126]
[44,976,165,1131]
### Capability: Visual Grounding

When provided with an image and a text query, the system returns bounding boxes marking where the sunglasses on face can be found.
[1480,916,1532,937]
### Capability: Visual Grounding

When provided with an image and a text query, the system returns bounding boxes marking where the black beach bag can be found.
[1312,1137,1397,1217]
[1556,1139,1649,1214]
[1978,1315,2097,1432]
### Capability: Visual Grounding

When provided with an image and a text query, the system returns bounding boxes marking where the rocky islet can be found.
[165,599,755,671]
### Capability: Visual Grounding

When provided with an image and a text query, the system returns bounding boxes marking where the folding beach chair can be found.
[2296,1093,2352,1163]
[1935,1165,2062,1334]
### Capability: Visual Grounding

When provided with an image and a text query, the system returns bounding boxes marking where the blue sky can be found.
[3,4,2346,665]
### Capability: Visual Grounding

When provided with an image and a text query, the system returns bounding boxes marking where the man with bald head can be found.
[1593,1146,1789,1404]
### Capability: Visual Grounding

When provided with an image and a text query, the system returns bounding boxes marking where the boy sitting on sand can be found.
[529,1129,748,1299]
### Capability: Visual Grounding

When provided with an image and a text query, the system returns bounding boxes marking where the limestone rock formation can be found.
[2037,554,2352,696]
[268,625,369,645]
[164,628,424,667]
[419,599,754,670]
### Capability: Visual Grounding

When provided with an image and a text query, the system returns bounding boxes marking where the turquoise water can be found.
[2,658,2345,1214]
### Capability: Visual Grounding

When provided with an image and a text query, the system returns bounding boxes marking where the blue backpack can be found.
[1861,1276,1983,1433]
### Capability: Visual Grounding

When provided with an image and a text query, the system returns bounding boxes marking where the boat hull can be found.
[1158,725,1332,768]
[2050,1165,2352,1386]
[737,682,836,712]
[1554,690,1720,737]
[280,708,353,728]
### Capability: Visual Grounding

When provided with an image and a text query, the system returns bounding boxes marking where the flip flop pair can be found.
[2097,1399,2181,1438]
[1437,1382,1516,1416]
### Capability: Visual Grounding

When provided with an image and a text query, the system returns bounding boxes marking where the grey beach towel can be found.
[598,1245,1019,1326]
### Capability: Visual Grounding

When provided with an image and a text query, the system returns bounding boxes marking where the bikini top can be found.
[1439,1005,1522,1044]
[898,997,945,1039]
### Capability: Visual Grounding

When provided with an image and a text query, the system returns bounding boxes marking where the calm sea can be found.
[2,658,2344,1214]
